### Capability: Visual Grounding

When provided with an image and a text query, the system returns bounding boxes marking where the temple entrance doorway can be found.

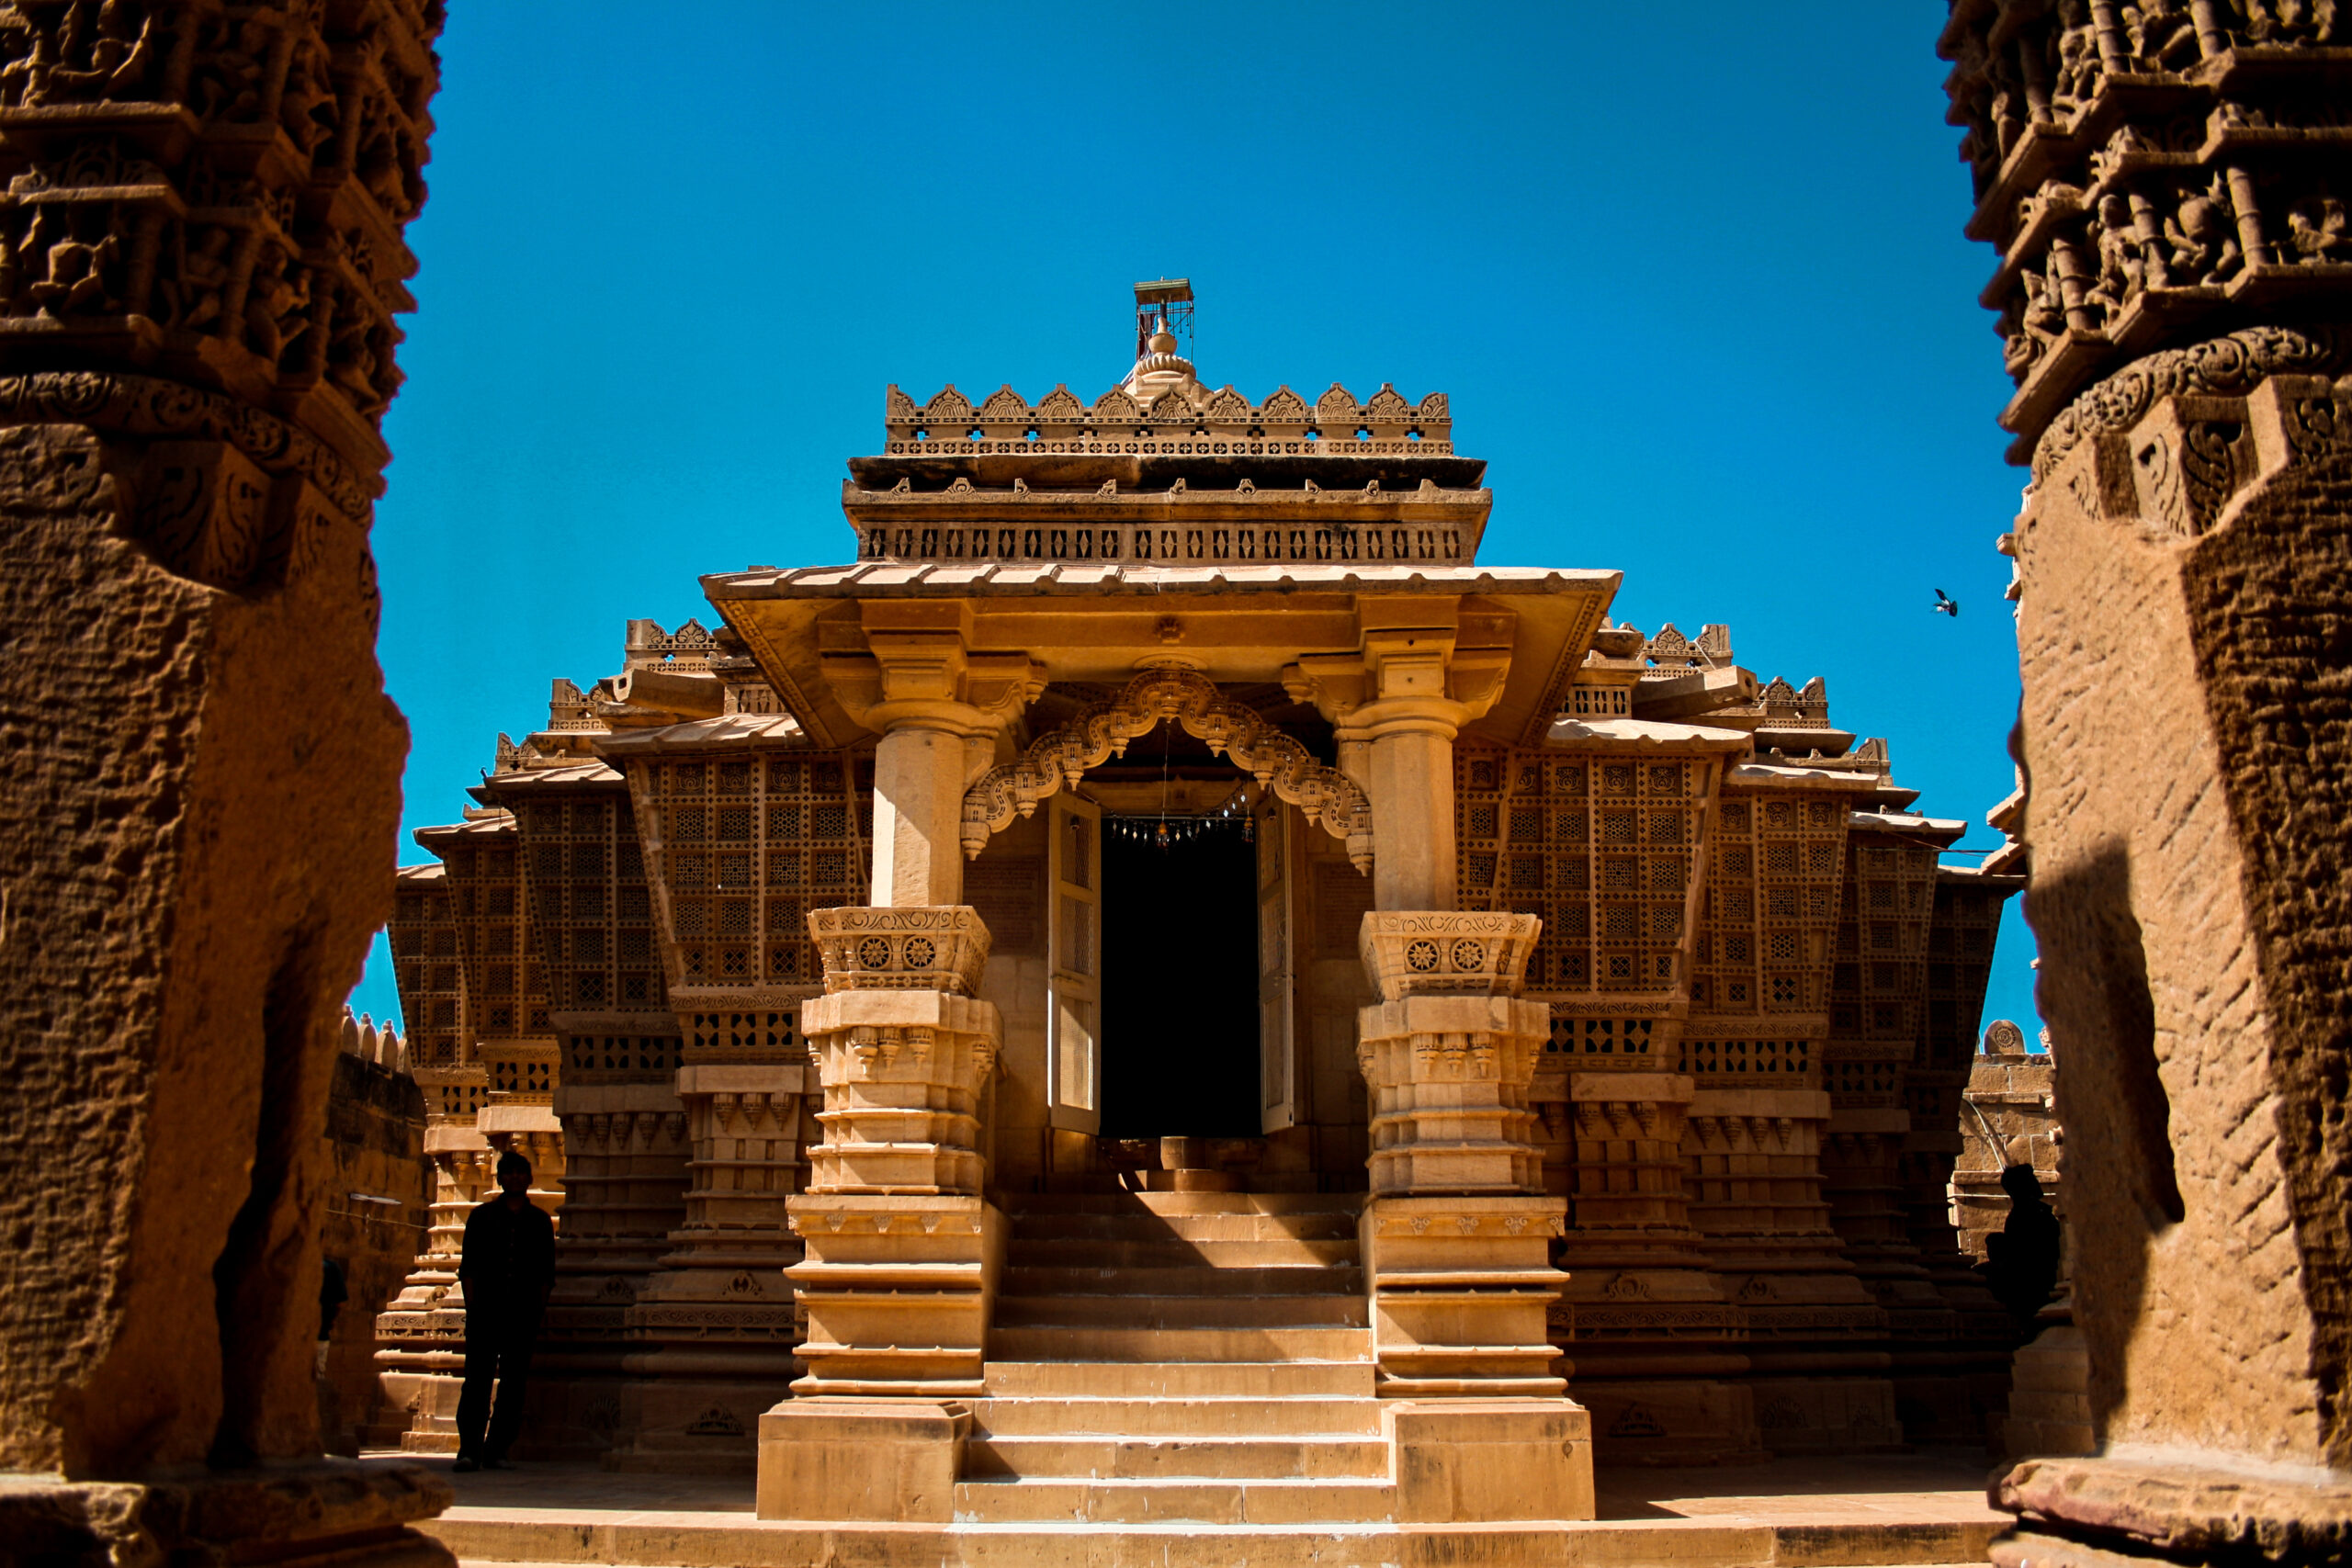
[1098,818,1261,1137]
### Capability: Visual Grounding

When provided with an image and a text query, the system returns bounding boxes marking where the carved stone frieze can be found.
[806,903,990,997]
[2030,322,2348,481]
[1939,0,2352,457]
[1355,910,1548,1198]
[1359,908,1540,1000]
[885,378,1452,457]
[0,0,441,479]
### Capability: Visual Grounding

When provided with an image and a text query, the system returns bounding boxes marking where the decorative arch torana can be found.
[961,665,1373,871]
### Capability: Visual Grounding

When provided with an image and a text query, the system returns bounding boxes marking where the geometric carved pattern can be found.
[515,792,663,1013]
[1924,878,2004,1073]
[1694,791,1848,1021]
[961,666,1372,869]
[631,753,871,988]
[1455,742,1695,993]
[1829,833,1939,1060]
[885,380,1452,457]
[417,818,552,1043]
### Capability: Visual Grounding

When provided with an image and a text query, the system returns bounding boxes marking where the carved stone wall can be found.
[0,5,447,1560]
[316,1009,426,1455]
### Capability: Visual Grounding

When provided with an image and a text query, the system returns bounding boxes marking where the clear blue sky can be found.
[351,0,2043,1044]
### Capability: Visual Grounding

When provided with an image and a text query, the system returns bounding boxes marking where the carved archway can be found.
[961,665,1373,871]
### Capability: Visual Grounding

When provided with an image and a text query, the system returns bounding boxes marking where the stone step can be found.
[989,1325,1374,1363]
[952,1475,1396,1525]
[991,1292,1368,1329]
[1006,1212,1362,1243]
[1007,1193,1367,1217]
[1005,1237,1360,1269]
[971,1394,1384,1437]
[964,1433,1390,1481]
[983,1359,1376,1398]
[1000,1263,1364,1297]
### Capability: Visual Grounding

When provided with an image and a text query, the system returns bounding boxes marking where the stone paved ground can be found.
[369,1447,2007,1566]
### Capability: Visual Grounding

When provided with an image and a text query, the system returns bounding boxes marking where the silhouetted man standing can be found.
[1984,1161,2062,1334]
[453,1149,555,1472]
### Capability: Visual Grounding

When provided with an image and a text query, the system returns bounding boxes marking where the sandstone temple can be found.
[6,6,2352,1568]
[366,291,2032,1527]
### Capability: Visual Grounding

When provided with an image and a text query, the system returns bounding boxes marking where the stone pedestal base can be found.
[0,1461,453,1568]
[786,1193,1002,1396]
[2002,1322,2094,1460]
[1991,1456,2352,1568]
[754,1398,970,1523]
[1362,1195,1566,1397]
[1385,1398,1595,1522]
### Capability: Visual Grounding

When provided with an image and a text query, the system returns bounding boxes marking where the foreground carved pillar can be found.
[1940,6,2352,1560]
[757,907,1003,1523]
[0,4,450,1562]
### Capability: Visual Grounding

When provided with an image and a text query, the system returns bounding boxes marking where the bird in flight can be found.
[1933,589,1959,617]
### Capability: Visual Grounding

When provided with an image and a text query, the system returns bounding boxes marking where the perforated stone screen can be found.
[1679,786,1853,1089]
[422,821,555,1044]
[630,751,874,989]
[390,874,464,1066]
[1693,790,1848,1018]
[1831,834,1939,1049]
[1454,743,1695,995]
[1925,875,2008,1073]
[512,790,664,1013]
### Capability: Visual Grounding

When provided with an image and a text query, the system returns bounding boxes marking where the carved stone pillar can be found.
[1942,5,2352,1559]
[1356,911,1547,1199]
[871,716,978,908]
[1354,910,1563,1392]
[1363,705,1464,912]
[1351,908,1594,1521]
[1288,606,1510,913]
[820,616,1041,909]
[0,10,448,1558]
[757,907,1003,1523]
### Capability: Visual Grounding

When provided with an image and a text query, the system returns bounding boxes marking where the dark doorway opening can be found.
[1100,822,1261,1137]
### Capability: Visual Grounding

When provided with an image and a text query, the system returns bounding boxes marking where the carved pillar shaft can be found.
[1354,910,1566,1397]
[1365,719,1460,911]
[0,17,445,1559]
[777,908,1002,1401]
[759,907,1004,1522]
[870,721,972,908]
[1943,0,2352,1553]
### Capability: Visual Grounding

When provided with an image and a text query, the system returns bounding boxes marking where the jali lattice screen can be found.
[1454,742,1697,993]
[632,751,874,987]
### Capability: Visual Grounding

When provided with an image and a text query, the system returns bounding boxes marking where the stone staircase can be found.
[955,1190,1393,1525]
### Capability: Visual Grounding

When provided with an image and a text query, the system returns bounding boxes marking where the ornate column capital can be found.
[1282,626,1509,739]
[822,626,1042,741]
